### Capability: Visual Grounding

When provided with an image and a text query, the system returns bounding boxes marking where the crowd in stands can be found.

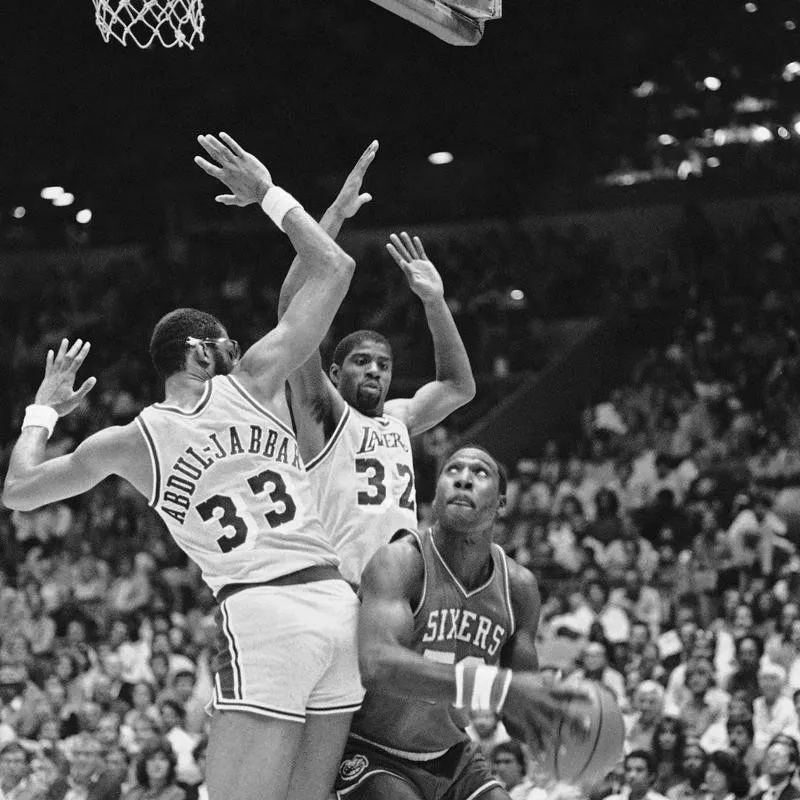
[2,202,800,800]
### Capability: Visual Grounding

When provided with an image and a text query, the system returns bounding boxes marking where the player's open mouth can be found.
[448,496,474,507]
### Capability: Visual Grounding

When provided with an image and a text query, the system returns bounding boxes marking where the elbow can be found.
[1,481,32,512]
[336,251,356,280]
[461,378,477,403]
[451,378,477,406]
[358,643,397,692]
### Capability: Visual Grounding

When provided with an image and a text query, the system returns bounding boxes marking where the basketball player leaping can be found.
[276,141,476,588]
[334,444,586,800]
[3,134,368,800]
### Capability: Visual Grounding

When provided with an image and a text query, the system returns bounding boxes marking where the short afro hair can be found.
[439,443,507,495]
[149,308,226,380]
[331,330,392,367]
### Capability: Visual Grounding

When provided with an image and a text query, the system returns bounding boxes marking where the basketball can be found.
[538,680,625,786]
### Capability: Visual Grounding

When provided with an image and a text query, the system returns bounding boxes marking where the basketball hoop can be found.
[92,0,204,48]
[367,0,502,45]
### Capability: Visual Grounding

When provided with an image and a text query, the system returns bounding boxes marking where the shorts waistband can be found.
[215,565,345,605]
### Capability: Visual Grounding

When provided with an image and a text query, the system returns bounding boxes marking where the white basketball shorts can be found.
[211,580,364,722]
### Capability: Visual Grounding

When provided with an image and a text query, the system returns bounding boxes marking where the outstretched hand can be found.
[34,339,96,417]
[333,140,379,219]
[194,132,273,207]
[386,233,444,304]
[503,674,593,754]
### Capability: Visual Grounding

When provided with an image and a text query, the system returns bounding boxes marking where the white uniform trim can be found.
[306,405,351,471]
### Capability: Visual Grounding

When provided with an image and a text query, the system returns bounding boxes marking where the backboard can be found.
[367,0,502,45]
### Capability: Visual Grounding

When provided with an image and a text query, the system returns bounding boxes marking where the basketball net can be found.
[93,0,204,48]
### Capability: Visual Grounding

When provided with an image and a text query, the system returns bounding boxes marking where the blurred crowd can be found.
[3,202,800,800]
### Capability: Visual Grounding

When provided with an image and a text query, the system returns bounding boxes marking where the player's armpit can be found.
[287,353,347,440]
[3,424,146,512]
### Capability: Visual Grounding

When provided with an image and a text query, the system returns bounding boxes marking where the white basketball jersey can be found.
[306,405,417,585]
[136,375,339,596]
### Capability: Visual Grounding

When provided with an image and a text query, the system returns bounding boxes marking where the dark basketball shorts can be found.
[335,738,503,800]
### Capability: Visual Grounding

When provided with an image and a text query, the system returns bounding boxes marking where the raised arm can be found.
[2,340,149,511]
[382,234,476,435]
[193,133,356,398]
[358,536,585,749]
[277,142,378,456]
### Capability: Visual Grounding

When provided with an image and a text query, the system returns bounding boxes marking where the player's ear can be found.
[329,363,341,386]
[496,493,506,515]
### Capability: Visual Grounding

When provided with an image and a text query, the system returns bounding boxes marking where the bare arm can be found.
[2,340,149,511]
[501,560,542,671]
[382,234,475,435]
[193,133,356,398]
[277,142,378,457]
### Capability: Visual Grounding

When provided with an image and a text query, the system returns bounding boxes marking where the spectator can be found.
[106,620,150,688]
[165,673,204,739]
[103,747,131,795]
[123,741,185,800]
[0,742,45,800]
[752,663,800,757]
[610,570,663,638]
[43,733,123,800]
[751,735,800,800]
[156,702,199,787]
[665,738,707,800]
[572,643,627,708]
[726,717,759,780]
[605,750,669,800]
[123,685,158,732]
[727,636,765,704]
[625,681,665,753]
[728,494,794,577]
[184,739,206,800]
[491,741,534,800]
[673,658,729,749]
[651,717,687,794]
[703,749,751,800]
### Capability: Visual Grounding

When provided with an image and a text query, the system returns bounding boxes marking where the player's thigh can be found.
[338,772,423,800]
[206,709,303,800]
[286,712,354,800]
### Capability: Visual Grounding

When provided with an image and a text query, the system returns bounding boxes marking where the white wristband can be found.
[22,404,59,439]
[260,186,302,232]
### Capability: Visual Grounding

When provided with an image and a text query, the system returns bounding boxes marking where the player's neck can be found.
[430,524,493,590]
[163,369,212,408]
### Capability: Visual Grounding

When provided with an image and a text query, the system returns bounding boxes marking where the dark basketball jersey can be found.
[350,528,516,758]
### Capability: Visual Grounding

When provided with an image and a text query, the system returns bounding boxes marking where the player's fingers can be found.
[354,140,379,172]
[65,339,84,362]
[399,231,417,258]
[194,156,224,179]
[71,341,92,370]
[358,193,373,206]
[44,349,55,377]
[215,194,239,205]
[413,236,429,260]
[197,135,232,164]
[388,233,413,263]
[55,338,69,362]
[75,377,97,401]
[219,132,246,157]
[385,242,407,268]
